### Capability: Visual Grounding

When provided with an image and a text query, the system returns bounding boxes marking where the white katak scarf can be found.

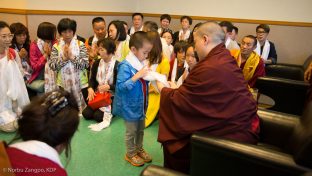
[255,39,270,61]
[178,29,191,41]
[96,57,116,86]
[129,26,143,35]
[126,52,168,87]
[171,58,189,84]
[225,37,231,48]
[37,38,46,55]
[10,140,63,168]
[58,38,84,108]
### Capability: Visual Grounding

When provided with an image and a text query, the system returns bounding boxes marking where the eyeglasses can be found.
[1,34,14,40]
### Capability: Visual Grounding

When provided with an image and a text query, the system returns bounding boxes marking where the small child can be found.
[113,31,153,167]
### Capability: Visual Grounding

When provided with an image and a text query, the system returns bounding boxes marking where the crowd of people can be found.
[0,12,282,175]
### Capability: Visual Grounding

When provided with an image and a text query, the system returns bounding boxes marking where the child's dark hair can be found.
[174,40,188,55]
[37,22,56,41]
[11,89,79,162]
[129,31,150,50]
[97,38,116,55]
[147,31,162,64]
[57,18,77,35]
[0,21,9,30]
[108,20,127,41]
[9,22,30,52]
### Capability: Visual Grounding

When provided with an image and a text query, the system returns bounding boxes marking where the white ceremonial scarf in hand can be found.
[255,40,270,60]
[97,57,116,85]
[126,51,169,88]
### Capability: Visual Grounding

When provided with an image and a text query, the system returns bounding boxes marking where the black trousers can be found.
[82,106,104,122]
[81,87,88,103]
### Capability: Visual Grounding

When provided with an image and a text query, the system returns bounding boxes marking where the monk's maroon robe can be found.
[158,44,259,172]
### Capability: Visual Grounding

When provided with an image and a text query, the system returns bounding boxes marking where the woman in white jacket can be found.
[0,21,29,132]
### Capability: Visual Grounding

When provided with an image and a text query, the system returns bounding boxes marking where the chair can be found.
[255,76,309,115]
[189,103,312,176]
[140,104,312,176]
[265,55,312,81]
[140,164,188,176]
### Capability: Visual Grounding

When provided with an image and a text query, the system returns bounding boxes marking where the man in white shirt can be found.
[129,13,144,35]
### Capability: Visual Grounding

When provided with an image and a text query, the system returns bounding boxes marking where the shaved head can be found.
[195,21,225,44]
[194,21,226,60]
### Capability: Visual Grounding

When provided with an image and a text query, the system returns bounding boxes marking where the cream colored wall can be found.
[27,0,136,12]
[234,23,312,65]
[0,13,27,25]
[146,17,312,64]
[138,0,312,23]
[1,0,311,64]
[27,15,132,41]
[0,0,26,9]
[3,0,312,22]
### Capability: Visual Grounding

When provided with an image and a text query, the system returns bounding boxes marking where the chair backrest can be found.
[140,165,188,176]
[288,101,312,168]
[255,77,309,115]
[265,64,304,81]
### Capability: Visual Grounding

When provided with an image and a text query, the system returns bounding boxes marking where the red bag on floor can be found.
[88,92,112,110]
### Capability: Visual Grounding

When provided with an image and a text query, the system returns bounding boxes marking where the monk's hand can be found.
[304,63,312,82]
[156,80,165,92]
[168,81,178,89]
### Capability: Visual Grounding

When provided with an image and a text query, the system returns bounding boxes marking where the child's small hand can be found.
[132,67,148,81]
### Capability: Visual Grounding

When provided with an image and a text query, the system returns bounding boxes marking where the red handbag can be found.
[88,92,112,110]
